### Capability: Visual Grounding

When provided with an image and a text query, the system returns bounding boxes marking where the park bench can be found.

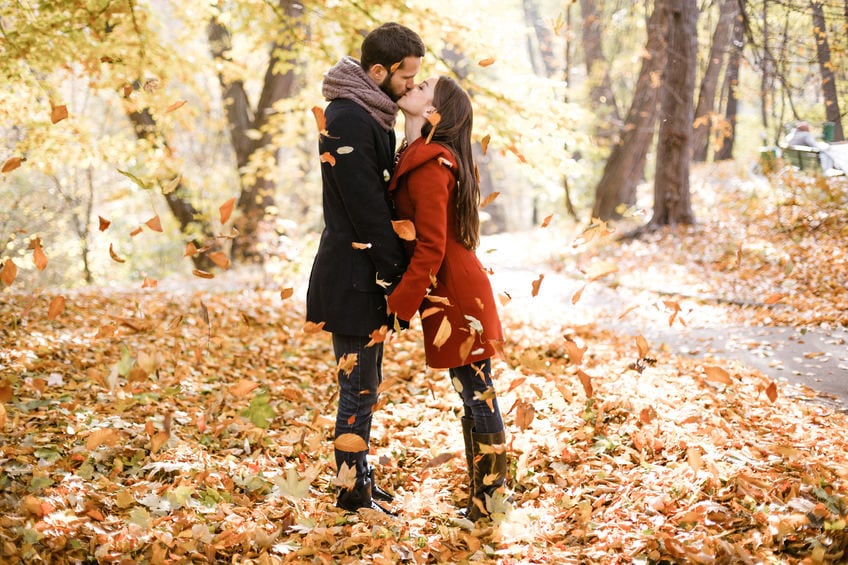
[781,145,823,173]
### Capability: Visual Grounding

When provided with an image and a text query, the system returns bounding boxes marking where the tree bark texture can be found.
[649,0,697,227]
[715,18,743,161]
[579,0,622,131]
[811,0,844,142]
[522,0,559,77]
[692,0,739,162]
[590,0,669,221]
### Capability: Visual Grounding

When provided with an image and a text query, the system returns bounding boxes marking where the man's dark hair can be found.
[360,23,425,73]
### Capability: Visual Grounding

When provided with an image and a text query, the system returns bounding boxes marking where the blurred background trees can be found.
[2,0,846,287]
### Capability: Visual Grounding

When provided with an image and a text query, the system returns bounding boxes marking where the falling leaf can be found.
[98,216,111,231]
[481,134,491,155]
[421,306,441,319]
[498,292,512,306]
[230,379,259,397]
[149,431,169,453]
[333,462,357,490]
[117,168,151,189]
[129,226,143,237]
[320,152,336,166]
[515,401,535,430]
[219,197,236,224]
[458,334,475,362]
[367,326,387,347]
[47,296,65,320]
[145,215,163,232]
[765,381,778,402]
[531,274,544,297]
[338,353,358,376]
[280,287,293,300]
[337,146,354,155]
[703,365,732,385]
[438,156,453,167]
[432,316,452,349]
[161,174,180,195]
[425,111,441,144]
[687,446,703,472]
[392,220,416,241]
[192,269,214,279]
[636,335,650,359]
[2,156,23,173]
[303,321,325,334]
[540,214,554,228]
[31,238,47,271]
[478,57,496,67]
[571,284,585,304]
[663,300,681,326]
[586,260,618,281]
[50,103,68,123]
[351,241,372,250]
[481,192,500,208]
[164,99,186,113]
[576,369,593,398]
[334,433,368,453]
[184,242,198,257]
[311,106,331,137]
[763,293,785,305]
[141,276,157,288]
[109,244,125,263]
[209,252,230,270]
[563,339,586,365]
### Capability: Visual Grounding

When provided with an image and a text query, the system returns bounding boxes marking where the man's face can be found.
[379,56,422,102]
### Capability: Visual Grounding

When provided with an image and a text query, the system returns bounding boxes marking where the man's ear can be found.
[368,64,387,83]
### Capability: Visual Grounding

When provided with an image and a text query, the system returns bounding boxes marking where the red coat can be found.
[386,137,503,369]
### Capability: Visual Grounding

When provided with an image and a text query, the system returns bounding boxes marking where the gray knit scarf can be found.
[322,56,397,131]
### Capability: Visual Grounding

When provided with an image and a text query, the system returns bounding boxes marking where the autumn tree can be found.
[810,0,844,141]
[714,15,744,161]
[579,0,622,134]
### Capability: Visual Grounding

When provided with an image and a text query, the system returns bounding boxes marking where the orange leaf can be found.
[420,306,441,319]
[480,134,491,155]
[458,334,475,363]
[703,365,732,385]
[0,403,6,430]
[392,219,416,241]
[425,111,441,144]
[498,292,511,306]
[86,428,121,451]
[208,251,230,270]
[145,215,163,232]
[540,214,553,228]
[531,274,544,297]
[98,216,111,231]
[2,156,22,173]
[192,269,214,279]
[311,106,331,137]
[563,339,586,365]
[481,192,500,208]
[229,379,259,397]
[636,335,650,359]
[478,57,496,67]
[184,242,198,257]
[338,353,359,376]
[165,99,186,113]
[303,321,326,334]
[571,284,585,305]
[50,103,68,123]
[280,287,294,300]
[108,243,125,263]
[515,401,535,430]
[765,381,778,402]
[576,369,593,398]
[367,325,388,347]
[432,316,452,349]
[334,433,368,453]
[47,295,65,320]
[219,197,236,224]
[763,293,785,305]
[351,241,372,250]
[32,240,48,271]
[0,257,18,286]
[141,277,158,288]
[320,152,336,166]
[129,226,142,237]
[149,431,170,454]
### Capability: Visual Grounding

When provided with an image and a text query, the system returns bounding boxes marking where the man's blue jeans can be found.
[332,333,382,479]
[449,359,504,434]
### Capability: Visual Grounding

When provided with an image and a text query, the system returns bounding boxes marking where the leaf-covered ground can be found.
[1,163,847,564]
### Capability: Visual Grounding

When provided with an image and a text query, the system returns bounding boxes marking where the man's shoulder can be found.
[326,99,372,123]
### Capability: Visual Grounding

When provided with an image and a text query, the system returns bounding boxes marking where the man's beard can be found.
[379,75,401,102]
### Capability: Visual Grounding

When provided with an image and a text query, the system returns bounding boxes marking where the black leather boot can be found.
[459,416,476,516]
[368,466,394,503]
[336,475,397,515]
[467,430,509,521]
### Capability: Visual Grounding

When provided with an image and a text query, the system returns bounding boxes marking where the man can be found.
[306,23,424,513]
[786,121,837,173]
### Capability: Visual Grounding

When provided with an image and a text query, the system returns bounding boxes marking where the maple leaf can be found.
[337,353,358,376]
[332,462,357,491]
[273,467,311,502]
[242,391,275,428]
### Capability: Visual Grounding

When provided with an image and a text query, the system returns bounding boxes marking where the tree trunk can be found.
[715,18,743,161]
[811,0,844,142]
[648,0,697,227]
[523,0,559,77]
[579,0,622,132]
[692,0,738,162]
[590,0,669,221]
[208,0,303,262]
[125,104,216,271]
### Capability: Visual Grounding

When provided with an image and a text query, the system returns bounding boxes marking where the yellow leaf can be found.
[219,197,236,224]
[229,379,258,397]
[165,99,187,113]
[47,295,65,320]
[109,243,125,263]
[280,287,294,300]
[703,365,732,385]
[481,192,500,208]
[209,251,230,270]
[432,316,452,349]
[478,57,496,67]
[2,156,23,173]
[192,269,214,279]
[145,215,163,232]
[334,433,368,453]
[392,219,416,241]
[50,102,68,123]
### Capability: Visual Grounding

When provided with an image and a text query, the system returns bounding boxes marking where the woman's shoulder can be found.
[402,138,456,170]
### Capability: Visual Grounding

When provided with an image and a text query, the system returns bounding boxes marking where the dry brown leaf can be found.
[334,433,368,453]
[164,99,186,113]
[636,335,650,359]
[129,226,143,237]
[86,428,121,451]
[50,103,68,123]
[1,258,17,286]
[432,316,452,349]
[141,276,157,288]
[367,325,387,347]
[184,242,198,257]
[98,216,111,231]
[763,293,785,305]
[320,152,336,166]
[392,219,416,241]
[209,251,230,270]
[540,214,554,228]
[563,339,586,365]
[765,381,778,402]
[515,401,535,430]
[2,156,22,173]
[481,134,491,155]
[47,296,65,320]
[337,353,358,376]
[145,215,163,232]
[586,260,618,282]
[481,192,500,208]
[32,238,48,271]
[531,274,544,297]
[150,431,169,454]
[425,111,441,144]
[420,306,441,319]
[478,57,496,67]
[703,365,732,385]
[229,379,258,397]
[280,287,294,300]
[576,369,593,398]
[219,197,236,224]
[192,269,214,279]
[303,321,326,334]
[109,243,125,263]
[571,284,585,305]
[351,241,372,250]
[0,403,6,430]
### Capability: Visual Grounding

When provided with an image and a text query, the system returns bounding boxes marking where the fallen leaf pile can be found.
[0,163,846,563]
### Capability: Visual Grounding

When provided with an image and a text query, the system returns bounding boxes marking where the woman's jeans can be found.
[332,333,382,480]
[449,359,504,434]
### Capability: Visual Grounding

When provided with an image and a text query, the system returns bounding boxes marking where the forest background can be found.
[2,0,848,563]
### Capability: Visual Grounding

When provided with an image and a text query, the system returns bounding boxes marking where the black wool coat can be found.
[306,98,408,336]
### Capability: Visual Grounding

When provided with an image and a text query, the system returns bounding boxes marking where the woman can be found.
[387,76,509,521]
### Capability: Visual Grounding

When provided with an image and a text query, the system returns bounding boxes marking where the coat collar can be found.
[389,137,455,192]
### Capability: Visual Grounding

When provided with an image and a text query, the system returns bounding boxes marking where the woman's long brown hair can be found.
[421,77,480,250]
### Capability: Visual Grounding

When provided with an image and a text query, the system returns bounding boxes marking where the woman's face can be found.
[397,77,437,118]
